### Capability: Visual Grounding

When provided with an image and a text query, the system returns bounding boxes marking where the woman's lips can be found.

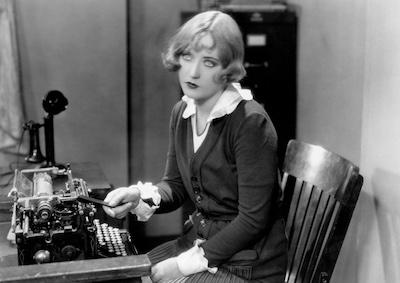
[185,82,198,89]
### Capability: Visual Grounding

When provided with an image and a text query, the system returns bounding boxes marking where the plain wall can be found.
[291,0,400,282]
[291,0,364,164]
[14,0,128,187]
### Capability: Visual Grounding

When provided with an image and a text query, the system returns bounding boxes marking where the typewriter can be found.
[8,166,137,265]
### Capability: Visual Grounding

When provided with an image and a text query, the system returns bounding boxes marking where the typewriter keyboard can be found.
[94,219,137,257]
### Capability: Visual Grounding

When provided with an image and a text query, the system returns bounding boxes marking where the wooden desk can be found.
[0,254,151,283]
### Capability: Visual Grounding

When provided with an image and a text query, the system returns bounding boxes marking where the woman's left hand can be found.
[151,257,184,282]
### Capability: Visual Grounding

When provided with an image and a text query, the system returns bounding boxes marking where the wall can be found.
[14,0,128,187]
[291,0,365,164]
[339,0,400,281]
[291,0,400,282]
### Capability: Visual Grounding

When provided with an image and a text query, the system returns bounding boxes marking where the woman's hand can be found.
[102,186,140,219]
[151,257,184,282]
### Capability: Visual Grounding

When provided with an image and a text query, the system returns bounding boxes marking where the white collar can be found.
[181,83,253,122]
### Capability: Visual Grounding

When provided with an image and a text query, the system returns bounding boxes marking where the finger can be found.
[114,211,128,219]
[102,206,115,217]
[113,202,134,219]
[109,187,140,207]
[104,187,125,203]
[151,266,161,283]
[107,189,130,207]
[103,202,132,219]
[127,185,141,206]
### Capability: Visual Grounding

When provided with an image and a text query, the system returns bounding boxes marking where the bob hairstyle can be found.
[162,11,246,84]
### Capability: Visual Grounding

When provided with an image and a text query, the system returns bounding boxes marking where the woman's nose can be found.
[189,60,201,78]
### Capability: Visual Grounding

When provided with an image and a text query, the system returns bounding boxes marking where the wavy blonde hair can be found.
[162,11,246,84]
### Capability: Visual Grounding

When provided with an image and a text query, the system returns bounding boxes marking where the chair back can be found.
[281,140,363,283]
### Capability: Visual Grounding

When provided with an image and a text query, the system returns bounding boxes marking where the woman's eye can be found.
[181,54,192,61]
[204,60,217,67]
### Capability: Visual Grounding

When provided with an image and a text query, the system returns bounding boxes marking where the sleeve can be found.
[155,102,189,213]
[202,111,279,266]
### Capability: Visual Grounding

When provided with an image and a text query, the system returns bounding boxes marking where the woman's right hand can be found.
[102,186,140,219]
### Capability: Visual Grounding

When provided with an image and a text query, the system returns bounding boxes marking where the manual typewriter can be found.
[8,166,137,265]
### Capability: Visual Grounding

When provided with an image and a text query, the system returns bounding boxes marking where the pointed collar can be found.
[181,83,253,122]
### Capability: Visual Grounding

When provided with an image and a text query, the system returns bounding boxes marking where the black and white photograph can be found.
[0,0,399,282]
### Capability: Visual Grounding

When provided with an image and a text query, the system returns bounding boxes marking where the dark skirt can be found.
[148,238,248,283]
[147,213,287,283]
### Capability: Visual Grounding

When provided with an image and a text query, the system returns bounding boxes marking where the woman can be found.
[103,10,287,282]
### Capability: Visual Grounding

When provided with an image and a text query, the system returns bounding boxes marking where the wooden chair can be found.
[281,140,363,283]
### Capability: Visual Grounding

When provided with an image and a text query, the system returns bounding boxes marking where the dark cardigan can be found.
[156,98,287,280]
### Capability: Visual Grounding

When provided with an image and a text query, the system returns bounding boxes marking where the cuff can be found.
[176,240,218,276]
[130,182,161,221]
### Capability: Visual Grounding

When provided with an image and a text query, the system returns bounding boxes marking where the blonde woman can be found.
[104,11,287,282]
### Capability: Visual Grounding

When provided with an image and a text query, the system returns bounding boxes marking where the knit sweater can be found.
[161,98,284,245]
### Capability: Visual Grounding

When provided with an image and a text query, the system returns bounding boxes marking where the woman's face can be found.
[178,33,225,105]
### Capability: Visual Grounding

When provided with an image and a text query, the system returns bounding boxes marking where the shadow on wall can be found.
[331,182,378,282]
[332,168,400,283]
[372,168,400,283]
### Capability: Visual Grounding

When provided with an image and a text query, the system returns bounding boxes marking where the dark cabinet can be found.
[233,10,297,165]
